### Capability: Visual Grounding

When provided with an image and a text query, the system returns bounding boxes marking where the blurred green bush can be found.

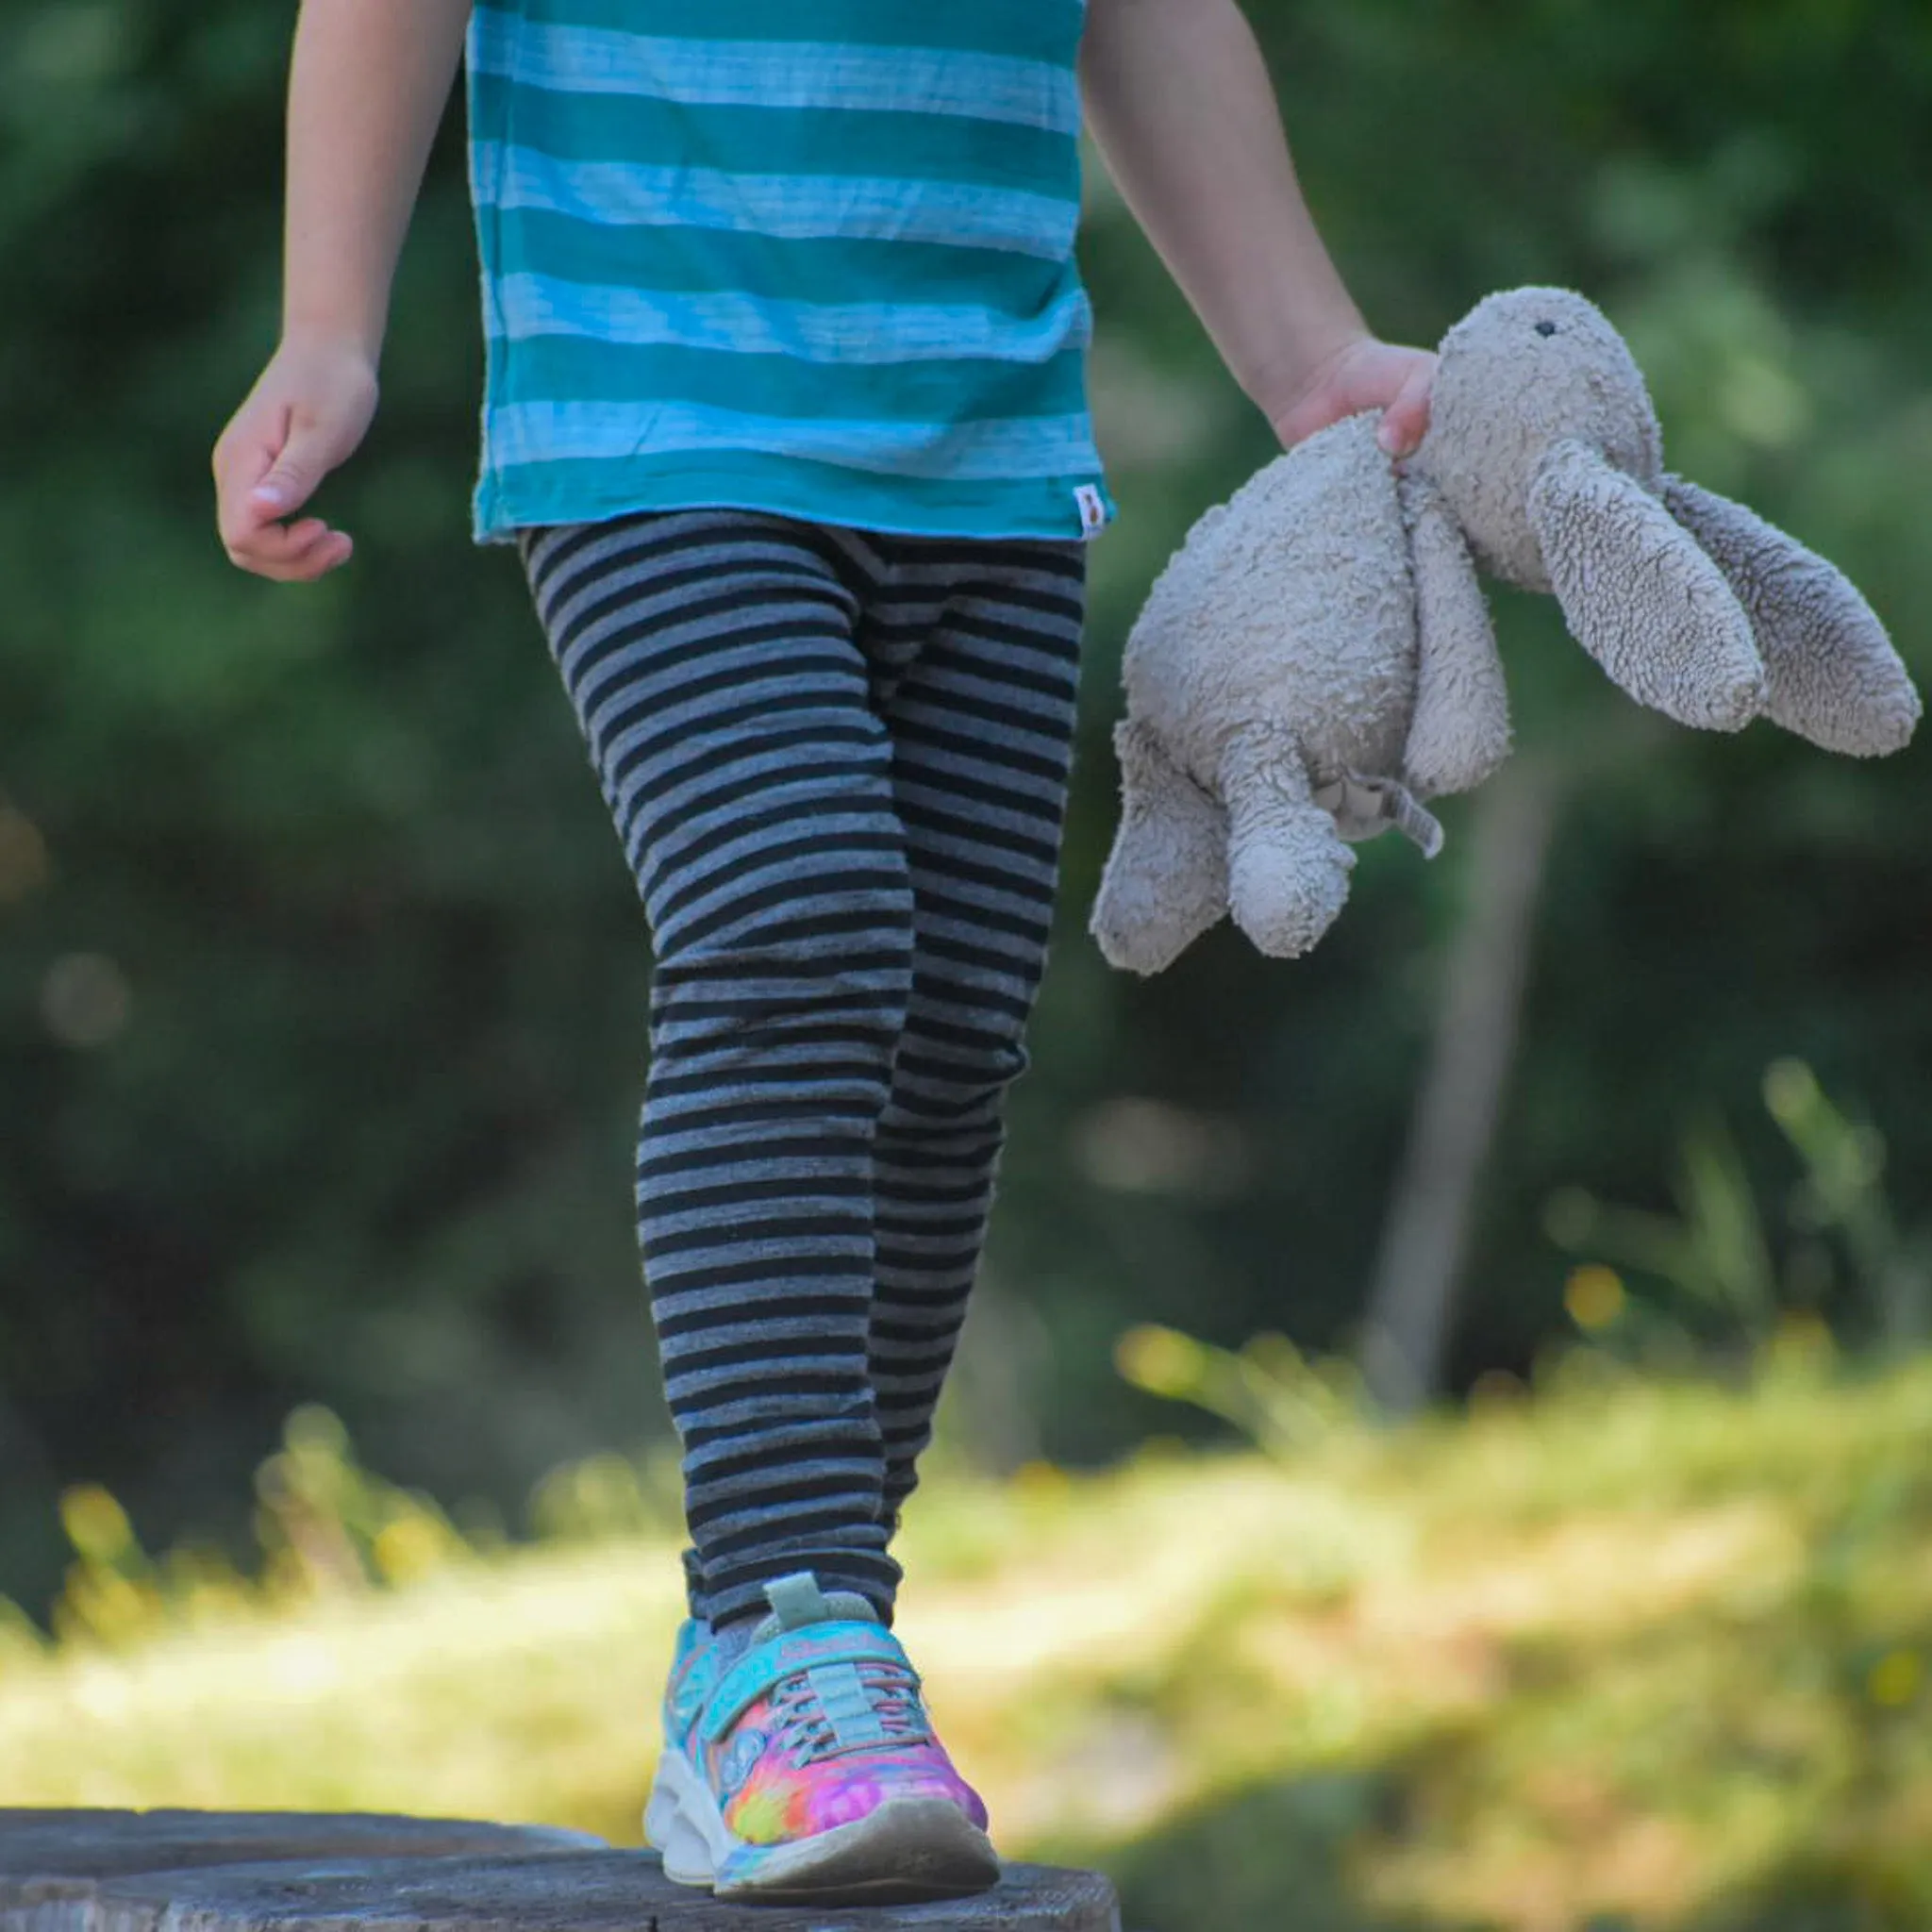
[5,1354,1930,1932]
[2,0,1930,1636]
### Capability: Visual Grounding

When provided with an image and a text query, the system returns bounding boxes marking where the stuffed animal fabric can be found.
[1091,287,1921,974]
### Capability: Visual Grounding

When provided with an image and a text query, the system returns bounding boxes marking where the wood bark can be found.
[1361,758,1563,1413]
[0,1810,1120,1932]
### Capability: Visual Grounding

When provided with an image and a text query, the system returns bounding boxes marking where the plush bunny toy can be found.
[1091,287,1921,974]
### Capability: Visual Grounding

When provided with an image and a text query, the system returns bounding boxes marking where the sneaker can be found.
[644,1573,999,1905]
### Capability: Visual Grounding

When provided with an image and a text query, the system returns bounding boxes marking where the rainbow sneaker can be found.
[644,1573,998,1905]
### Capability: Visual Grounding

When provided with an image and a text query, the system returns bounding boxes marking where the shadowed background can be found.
[2,3,1929,1925]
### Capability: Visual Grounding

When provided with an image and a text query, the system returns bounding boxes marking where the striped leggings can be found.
[518,510,1085,1626]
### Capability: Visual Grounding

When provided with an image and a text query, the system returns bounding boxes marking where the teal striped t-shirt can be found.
[464,0,1114,544]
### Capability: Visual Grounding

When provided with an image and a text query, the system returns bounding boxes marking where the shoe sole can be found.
[645,1747,1000,1906]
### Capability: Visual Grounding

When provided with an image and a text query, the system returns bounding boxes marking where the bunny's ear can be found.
[1526,440,1766,732]
[1662,476,1920,757]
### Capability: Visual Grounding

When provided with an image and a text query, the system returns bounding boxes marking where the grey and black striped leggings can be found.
[518,509,1085,1627]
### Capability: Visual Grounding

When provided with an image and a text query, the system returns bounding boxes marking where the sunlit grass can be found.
[4,1351,1929,1931]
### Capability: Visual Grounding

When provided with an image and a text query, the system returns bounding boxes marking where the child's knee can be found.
[891,1014,1032,1124]
[649,874,919,1077]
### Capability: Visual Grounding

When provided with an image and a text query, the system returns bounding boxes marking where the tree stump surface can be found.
[0,1811,1121,1932]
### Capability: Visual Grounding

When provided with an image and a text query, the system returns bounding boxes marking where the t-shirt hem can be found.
[472,462,1114,548]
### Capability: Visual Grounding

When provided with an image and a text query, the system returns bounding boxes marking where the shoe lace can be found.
[772,1656,928,1767]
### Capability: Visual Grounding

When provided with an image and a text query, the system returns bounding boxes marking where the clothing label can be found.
[1074,484,1109,538]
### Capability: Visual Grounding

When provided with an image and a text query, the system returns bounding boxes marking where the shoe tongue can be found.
[750,1572,881,1644]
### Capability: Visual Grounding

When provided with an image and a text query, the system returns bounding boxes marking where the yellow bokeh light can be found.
[1564,1266,1627,1332]
[1114,1323,1206,1397]
[58,1485,136,1564]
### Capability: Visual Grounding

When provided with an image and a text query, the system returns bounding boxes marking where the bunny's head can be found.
[1407,287,1918,754]
[1409,288,1660,591]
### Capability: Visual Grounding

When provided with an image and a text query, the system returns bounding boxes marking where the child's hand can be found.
[1268,336,1438,460]
[213,339,379,581]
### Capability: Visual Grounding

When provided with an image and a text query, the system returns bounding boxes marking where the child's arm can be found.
[214,0,473,581]
[1081,0,1434,456]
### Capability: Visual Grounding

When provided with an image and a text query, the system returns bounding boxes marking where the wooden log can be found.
[0,1811,596,1929]
[0,1811,1120,1932]
[0,1811,597,1916]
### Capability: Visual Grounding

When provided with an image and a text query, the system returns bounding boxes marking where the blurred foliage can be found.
[1547,1059,1932,1359]
[1115,1322,1371,1457]
[1116,1052,1924,1463]
[3,0,1932,1632]
[35,1405,481,1650]
[4,1360,1931,1930]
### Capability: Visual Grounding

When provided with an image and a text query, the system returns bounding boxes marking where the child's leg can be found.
[523,512,1027,1903]
[860,539,1087,1528]
[520,509,913,1626]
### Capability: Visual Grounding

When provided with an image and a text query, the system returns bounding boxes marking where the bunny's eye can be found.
[1534,321,1559,338]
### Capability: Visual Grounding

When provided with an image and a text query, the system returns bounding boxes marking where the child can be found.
[213,0,1434,1905]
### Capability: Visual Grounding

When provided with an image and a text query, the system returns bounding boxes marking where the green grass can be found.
[3,1351,1929,1932]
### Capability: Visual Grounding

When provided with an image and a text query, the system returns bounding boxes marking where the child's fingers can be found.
[248,419,341,520]
[1376,361,1437,458]
[214,437,277,548]
[219,502,301,571]
[223,512,351,582]
[259,525,349,581]
[302,530,354,575]
[217,443,308,560]
[213,353,375,579]
[269,519,339,569]
[215,423,355,577]
[215,406,341,533]
[251,535,352,584]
